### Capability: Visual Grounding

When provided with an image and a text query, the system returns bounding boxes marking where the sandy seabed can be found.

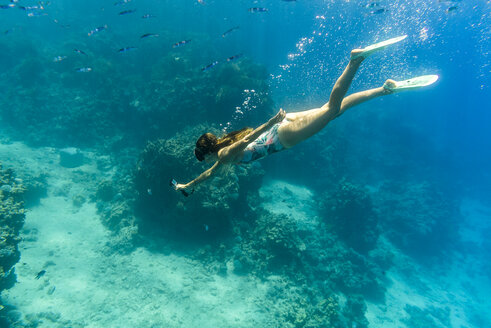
[1,140,490,328]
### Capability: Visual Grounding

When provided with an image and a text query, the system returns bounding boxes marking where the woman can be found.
[175,35,438,192]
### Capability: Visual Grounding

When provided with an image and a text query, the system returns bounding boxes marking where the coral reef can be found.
[265,280,342,328]
[0,37,273,150]
[374,180,461,260]
[304,231,385,301]
[232,209,306,277]
[132,124,265,240]
[319,179,380,254]
[0,163,26,307]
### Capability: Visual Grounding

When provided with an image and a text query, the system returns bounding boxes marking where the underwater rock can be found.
[72,194,86,208]
[59,147,85,168]
[0,162,26,304]
[374,180,461,259]
[0,38,274,150]
[264,278,342,328]
[133,124,264,241]
[22,173,48,207]
[319,179,380,254]
[95,180,116,202]
[0,185,12,193]
[233,209,306,277]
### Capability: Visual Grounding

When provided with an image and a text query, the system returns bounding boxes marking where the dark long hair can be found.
[194,127,253,161]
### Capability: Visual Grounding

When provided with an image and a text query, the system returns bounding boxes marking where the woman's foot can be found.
[350,49,365,63]
[383,75,439,93]
[382,79,397,94]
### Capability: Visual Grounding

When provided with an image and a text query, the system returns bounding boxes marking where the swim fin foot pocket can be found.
[384,75,439,92]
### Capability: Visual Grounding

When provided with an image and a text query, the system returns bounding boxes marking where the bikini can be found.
[238,121,286,164]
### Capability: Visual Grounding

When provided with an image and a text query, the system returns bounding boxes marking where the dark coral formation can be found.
[0,37,273,149]
[133,125,264,240]
[232,210,306,277]
[375,180,461,259]
[93,125,387,326]
[319,180,380,254]
[0,163,26,303]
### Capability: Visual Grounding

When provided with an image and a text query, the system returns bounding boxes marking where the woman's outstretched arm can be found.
[176,161,222,190]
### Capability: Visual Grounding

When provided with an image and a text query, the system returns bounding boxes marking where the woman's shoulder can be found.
[218,143,245,164]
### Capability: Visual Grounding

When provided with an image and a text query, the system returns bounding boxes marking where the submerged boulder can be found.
[319,180,380,254]
[59,147,85,168]
[374,180,461,259]
[133,124,264,240]
[0,163,26,295]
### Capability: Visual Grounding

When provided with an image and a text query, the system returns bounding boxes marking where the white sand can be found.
[259,179,318,231]
[0,141,272,328]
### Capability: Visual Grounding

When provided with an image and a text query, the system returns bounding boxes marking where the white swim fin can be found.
[383,75,439,92]
[351,35,407,59]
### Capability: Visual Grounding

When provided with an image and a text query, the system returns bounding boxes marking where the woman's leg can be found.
[278,51,364,148]
[335,80,394,118]
[286,81,393,122]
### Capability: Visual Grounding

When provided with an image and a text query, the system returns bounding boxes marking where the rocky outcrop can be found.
[0,163,26,298]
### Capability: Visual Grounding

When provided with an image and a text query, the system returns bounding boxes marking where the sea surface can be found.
[0,0,490,327]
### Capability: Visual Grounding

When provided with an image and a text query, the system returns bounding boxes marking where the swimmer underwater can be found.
[174,35,439,194]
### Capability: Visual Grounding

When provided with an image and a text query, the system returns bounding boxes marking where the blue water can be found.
[0,0,490,327]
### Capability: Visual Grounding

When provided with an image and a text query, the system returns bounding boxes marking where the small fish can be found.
[141,14,156,19]
[0,304,4,311]
[119,9,136,15]
[38,1,49,9]
[0,4,15,9]
[118,46,137,53]
[53,55,67,62]
[140,33,159,39]
[147,188,152,195]
[74,48,87,55]
[172,39,191,48]
[204,224,209,232]
[370,8,387,14]
[364,2,380,8]
[35,270,46,279]
[114,0,131,5]
[222,26,239,38]
[88,25,107,36]
[197,0,205,4]
[53,19,70,28]
[47,285,56,295]
[18,5,41,10]
[281,0,296,2]
[75,67,92,72]
[201,61,219,71]
[446,6,458,13]
[226,54,242,62]
[27,11,47,17]
[248,7,268,13]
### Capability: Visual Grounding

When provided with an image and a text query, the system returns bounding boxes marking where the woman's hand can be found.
[174,182,194,197]
[175,183,188,190]
[269,108,286,125]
